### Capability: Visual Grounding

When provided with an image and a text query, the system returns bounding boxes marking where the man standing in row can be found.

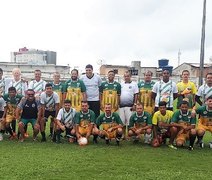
[100,70,121,112]
[138,71,155,115]
[64,69,86,112]
[152,69,178,111]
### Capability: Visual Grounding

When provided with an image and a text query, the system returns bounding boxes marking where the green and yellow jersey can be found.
[171,110,196,126]
[129,111,152,129]
[64,79,86,112]
[196,106,212,125]
[3,94,23,116]
[96,112,123,130]
[152,110,173,125]
[75,110,95,127]
[138,81,155,114]
[50,82,64,107]
[99,81,121,112]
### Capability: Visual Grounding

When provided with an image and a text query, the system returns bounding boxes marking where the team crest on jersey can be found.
[112,117,115,120]
[32,103,35,108]
[135,117,138,121]
[80,114,83,118]
[203,111,207,115]
[179,115,182,119]
[129,86,132,89]
[77,83,80,87]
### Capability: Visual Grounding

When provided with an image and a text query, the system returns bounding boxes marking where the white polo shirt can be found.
[80,74,102,101]
[120,81,139,107]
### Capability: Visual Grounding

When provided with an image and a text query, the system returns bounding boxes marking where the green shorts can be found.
[21,118,36,127]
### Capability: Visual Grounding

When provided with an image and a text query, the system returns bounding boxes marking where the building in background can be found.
[10,47,56,65]
[0,62,70,82]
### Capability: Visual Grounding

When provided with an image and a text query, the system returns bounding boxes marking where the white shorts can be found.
[119,107,132,126]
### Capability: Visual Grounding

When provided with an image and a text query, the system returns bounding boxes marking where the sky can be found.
[0,0,212,71]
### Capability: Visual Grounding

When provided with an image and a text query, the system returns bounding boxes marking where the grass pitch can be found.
[0,132,211,180]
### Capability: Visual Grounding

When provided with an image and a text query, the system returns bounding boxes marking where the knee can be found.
[170,127,178,133]
[197,130,205,136]
[117,128,123,134]
[176,140,183,147]
[128,130,134,137]
[190,129,196,135]
[71,129,76,135]
[146,128,152,135]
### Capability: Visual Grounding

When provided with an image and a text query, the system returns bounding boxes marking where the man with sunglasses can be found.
[16,89,40,142]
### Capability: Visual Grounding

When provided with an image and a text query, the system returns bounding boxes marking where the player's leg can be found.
[92,126,99,144]
[168,126,178,149]
[18,119,28,142]
[144,128,152,144]
[115,127,123,145]
[196,126,206,148]
[188,129,196,150]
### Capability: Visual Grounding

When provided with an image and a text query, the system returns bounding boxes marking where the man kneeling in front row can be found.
[128,103,152,144]
[96,103,123,145]
[54,100,77,143]
[16,89,40,142]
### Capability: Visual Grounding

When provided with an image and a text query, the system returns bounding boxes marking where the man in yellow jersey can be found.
[100,70,121,112]
[138,71,155,115]
[152,101,173,147]
[177,70,197,109]
[64,69,87,112]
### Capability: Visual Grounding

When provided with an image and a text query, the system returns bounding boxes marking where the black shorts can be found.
[88,101,100,118]
[0,111,3,118]
[44,111,56,121]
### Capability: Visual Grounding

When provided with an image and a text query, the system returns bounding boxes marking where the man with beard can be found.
[64,69,86,112]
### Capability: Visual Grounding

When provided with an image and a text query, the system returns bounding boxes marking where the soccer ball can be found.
[78,137,88,146]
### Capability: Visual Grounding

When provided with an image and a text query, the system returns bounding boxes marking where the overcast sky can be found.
[0,0,211,70]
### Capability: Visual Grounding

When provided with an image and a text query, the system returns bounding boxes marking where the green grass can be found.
[0,131,211,180]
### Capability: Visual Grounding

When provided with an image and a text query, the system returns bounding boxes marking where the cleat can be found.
[116,138,120,146]
[133,139,139,144]
[41,137,47,142]
[188,146,194,151]
[0,133,3,141]
[19,138,24,143]
[105,139,110,145]
[209,142,212,149]
[199,142,204,148]
[168,144,177,150]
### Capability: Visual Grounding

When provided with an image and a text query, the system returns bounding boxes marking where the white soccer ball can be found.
[78,137,88,146]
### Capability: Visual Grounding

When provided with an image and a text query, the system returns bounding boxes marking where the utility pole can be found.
[199,0,206,86]
[178,49,181,66]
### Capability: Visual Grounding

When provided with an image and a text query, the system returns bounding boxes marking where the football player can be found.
[96,103,123,145]
[128,103,152,144]
[170,100,196,150]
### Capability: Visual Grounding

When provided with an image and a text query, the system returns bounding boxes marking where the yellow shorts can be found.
[6,115,15,123]
[197,123,212,133]
[130,128,146,135]
[176,130,189,143]
[79,126,89,136]
[102,129,117,139]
